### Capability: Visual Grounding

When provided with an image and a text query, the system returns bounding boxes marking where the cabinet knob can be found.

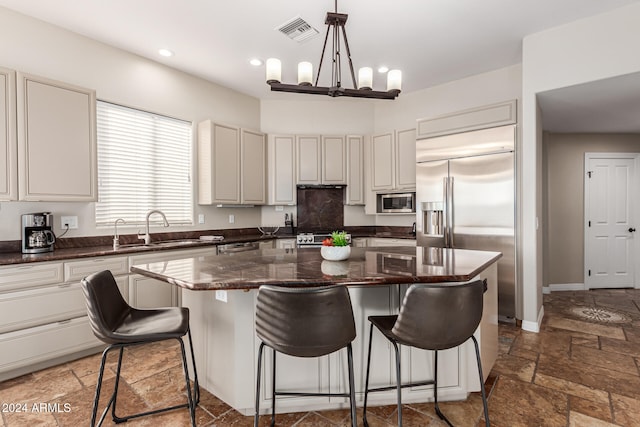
[629,227,636,233]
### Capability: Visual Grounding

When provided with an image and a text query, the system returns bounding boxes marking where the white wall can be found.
[521,2,640,330]
[0,6,262,241]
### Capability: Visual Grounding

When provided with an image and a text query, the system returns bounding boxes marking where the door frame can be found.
[584,152,640,290]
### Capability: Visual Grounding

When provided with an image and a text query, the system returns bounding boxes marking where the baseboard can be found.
[521,305,544,333]
[543,283,585,293]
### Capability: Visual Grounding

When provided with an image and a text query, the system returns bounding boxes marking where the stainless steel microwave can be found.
[377,192,416,213]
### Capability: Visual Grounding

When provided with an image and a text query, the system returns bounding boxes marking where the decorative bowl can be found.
[320,245,351,261]
[258,226,280,236]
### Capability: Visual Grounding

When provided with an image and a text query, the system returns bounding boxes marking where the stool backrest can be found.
[81,270,131,344]
[392,280,485,350]
[255,285,356,358]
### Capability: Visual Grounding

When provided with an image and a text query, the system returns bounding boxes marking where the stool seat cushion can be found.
[108,307,190,344]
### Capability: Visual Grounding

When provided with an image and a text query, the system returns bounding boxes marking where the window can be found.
[96,101,193,227]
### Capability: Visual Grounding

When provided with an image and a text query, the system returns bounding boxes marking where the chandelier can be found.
[265,1,402,100]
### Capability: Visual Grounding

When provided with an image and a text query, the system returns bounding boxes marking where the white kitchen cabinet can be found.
[296,135,347,185]
[395,128,416,190]
[199,121,266,205]
[296,135,321,184]
[0,67,16,201]
[240,128,266,204]
[321,135,347,184]
[345,135,364,205]
[267,134,296,205]
[16,72,97,201]
[370,128,416,192]
[198,120,241,205]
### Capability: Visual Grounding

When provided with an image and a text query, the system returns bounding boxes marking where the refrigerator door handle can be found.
[443,177,449,247]
[449,176,455,248]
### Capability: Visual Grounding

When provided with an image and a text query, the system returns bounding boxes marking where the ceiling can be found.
[1,0,639,132]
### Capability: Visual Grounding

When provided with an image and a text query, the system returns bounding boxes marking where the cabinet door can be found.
[0,67,16,201]
[296,135,321,184]
[321,135,346,184]
[395,128,416,190]
[371,132,395,191]
[267,135,296,205]
[345,135,364,205]
[197,120,241,205]
[17,72,97,201]
[128,274,178,309]
[241,128,266,204]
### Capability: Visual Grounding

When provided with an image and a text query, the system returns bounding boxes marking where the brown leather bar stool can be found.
[254,284,357,427]
[362,279,490,427]
[81,270,199,426]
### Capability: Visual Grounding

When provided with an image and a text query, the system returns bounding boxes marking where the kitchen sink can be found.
[117,238,211,249]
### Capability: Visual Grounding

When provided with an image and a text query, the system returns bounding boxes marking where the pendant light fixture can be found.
[266,1,401,100]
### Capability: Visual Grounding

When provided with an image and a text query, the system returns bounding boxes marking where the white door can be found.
[584,154,638,289]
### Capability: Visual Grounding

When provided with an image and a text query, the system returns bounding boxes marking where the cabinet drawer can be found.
[0,283,86,334]
[65,256,128,282]
[0,316,101,374]
[0,262,63,292]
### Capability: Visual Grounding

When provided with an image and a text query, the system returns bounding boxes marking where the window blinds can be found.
[96,101,193,227]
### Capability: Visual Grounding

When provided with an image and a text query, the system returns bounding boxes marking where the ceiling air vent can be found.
[276,16,319,43]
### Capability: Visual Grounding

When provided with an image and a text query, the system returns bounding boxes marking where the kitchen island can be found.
[131,246,501,416]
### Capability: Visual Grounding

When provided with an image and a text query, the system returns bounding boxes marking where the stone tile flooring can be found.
[1,289,640,426]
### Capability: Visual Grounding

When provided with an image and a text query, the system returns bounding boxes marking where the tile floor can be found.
[1,289,640,426]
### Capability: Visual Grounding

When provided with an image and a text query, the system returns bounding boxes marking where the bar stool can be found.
[81,270,199,426]
[363,279,490,427]
[254,285,357,427]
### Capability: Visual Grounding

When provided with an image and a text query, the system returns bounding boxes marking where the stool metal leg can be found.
[90,345,112,427]
[362,322,375,427]
[271,348,277,427]
[346,343,357,427]
[392,340,402,427]
[187,328,200,405]
[254,342,266,427]
[433,350,453,427]
[472,335,490,427]
[178,337,197,427]
[111,346,125,423]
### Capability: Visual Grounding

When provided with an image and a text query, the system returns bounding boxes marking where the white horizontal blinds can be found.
[96,101,193,227]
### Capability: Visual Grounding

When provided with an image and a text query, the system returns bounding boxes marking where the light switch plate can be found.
[198,214,205,224]
[215,290,228,303]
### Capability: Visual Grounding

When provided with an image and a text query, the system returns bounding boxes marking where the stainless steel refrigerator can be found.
[416,125,517,320]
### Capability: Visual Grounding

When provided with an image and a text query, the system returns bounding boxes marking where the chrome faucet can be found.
[138,210,169,245]
[113,218,126,250]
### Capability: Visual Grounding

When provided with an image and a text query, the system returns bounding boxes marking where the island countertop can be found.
[130,246,502,290]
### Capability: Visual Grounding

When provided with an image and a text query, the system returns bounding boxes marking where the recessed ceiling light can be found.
[378,66,389,73]
[250,58,263,66]
[158,48,174,57]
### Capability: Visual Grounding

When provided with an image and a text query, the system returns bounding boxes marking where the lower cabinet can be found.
[0,246,215,381]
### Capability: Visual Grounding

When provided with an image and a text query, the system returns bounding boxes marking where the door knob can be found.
[629,227,636,233]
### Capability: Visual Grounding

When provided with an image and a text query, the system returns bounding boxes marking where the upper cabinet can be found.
[17,72,97,201]
[345,135,364,205]
[0,67,16,201]
[198,120,265,205]
[296,135,346,185]
[371,128,415,192]
[268,134,296,205]
[241,128,267,204]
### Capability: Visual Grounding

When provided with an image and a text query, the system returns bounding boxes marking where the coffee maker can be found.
[22,212,56,254]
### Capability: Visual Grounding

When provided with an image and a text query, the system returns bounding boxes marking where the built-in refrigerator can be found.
[416,125,517,320]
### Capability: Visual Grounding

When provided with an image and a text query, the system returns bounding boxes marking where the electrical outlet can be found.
[215,290,228,303]
[198,214,205,224]
[61,216,78,229]
[229,214,235,224]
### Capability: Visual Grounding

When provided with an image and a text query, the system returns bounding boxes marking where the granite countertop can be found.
[0,227,417,266]
[130,246,501,291]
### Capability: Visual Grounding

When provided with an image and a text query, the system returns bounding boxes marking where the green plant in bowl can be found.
[331,231,349,247]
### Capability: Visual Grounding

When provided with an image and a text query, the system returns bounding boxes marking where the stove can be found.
[296,232,352,247]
